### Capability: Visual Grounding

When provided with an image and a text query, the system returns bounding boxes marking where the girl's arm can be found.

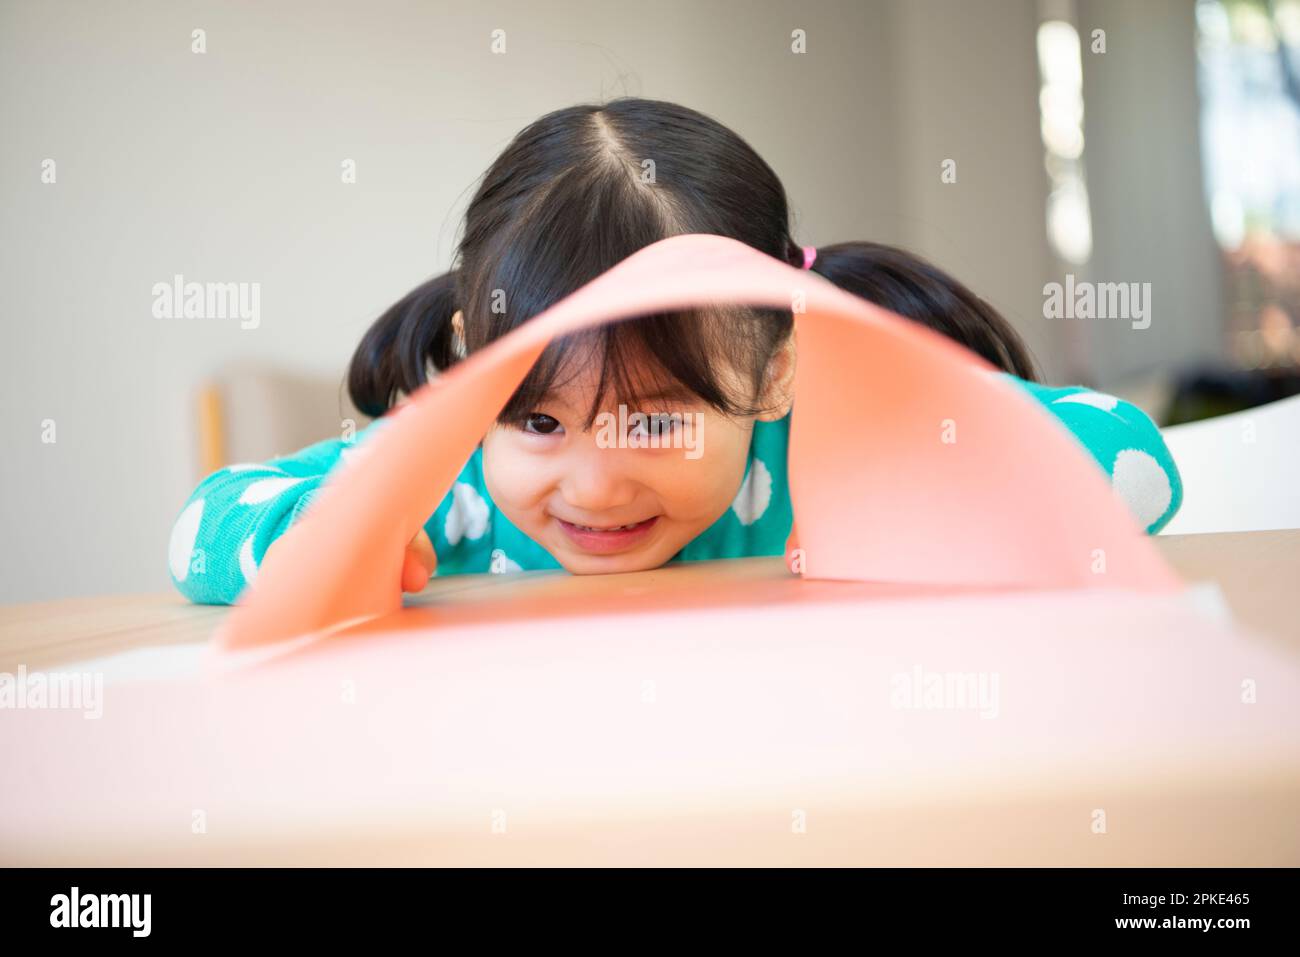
[168,418,491,603]
[1006,375,1183,534]
[167,425,384,605]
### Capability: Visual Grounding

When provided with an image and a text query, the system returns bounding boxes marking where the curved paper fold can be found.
[216,233,1179,649]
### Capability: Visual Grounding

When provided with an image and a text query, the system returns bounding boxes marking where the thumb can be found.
[400,528,437,593]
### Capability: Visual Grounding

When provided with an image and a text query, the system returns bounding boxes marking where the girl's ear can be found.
[756,332,797,421]
[451,310,467,358]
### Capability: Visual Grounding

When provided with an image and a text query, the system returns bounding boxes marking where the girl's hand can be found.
[264,526,437,593]
[400,528,437,593]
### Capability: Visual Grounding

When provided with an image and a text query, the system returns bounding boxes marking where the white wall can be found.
[889,0,1061,381]
[0,0,1206,601]
[1075,0,1225,385]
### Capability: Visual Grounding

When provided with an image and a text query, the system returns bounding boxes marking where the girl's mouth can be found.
[555,516,660,554]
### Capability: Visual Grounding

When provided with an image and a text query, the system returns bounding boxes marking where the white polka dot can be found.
[168,498,204,582]
[239,535,259,584]
[490,548,522,574]
[1053,391,1120,413]
[339,441,379,469]
[731,458,772,526]
[444,483,489,545]
[1111,448,1173,530]
[225,463,285,473]
[238,476,307,505]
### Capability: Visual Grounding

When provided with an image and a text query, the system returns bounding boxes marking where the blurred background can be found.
[2,0,1297,601]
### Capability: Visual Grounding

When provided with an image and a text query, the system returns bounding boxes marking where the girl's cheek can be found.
[482,433,553,509]
[651,419,751,513]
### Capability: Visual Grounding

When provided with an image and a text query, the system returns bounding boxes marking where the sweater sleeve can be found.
[1006,375,1183,534]
[167,423,386,605]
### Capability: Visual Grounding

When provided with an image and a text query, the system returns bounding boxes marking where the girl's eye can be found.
[629,413,680,438]
[522,413,563,435]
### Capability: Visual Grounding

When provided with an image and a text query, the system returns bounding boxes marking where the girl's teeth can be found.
[575,521,642,532]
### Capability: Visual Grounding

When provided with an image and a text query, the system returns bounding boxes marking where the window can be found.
[1196,0,1300,368]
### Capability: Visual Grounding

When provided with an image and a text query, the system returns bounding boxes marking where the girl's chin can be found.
[559,552,670,575]
[550,528,678,575]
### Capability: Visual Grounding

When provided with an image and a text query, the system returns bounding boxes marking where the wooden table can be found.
[3,530,1297,673]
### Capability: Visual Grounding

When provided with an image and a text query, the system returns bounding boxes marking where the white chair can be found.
[1159,394,1300,534]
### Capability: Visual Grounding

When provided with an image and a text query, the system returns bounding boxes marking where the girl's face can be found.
[481,337,794,575]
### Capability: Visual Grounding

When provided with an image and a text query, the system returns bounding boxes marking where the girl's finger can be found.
[400,529,437,593]
[400,549,431,593]
[408,529,437,572]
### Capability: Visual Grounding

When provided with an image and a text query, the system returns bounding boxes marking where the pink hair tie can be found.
[801,245,817,270]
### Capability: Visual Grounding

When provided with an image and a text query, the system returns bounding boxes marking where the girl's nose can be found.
[558,442,641,514]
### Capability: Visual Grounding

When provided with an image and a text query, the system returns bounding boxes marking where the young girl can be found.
[168,98,1181,604]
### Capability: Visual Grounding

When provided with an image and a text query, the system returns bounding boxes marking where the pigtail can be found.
[347,271,462,417]
[808,241,1040,382]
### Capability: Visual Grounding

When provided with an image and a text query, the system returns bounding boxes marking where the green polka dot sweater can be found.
[168,375,1183,604]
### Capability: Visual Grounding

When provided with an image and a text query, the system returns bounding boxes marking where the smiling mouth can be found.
[566,520,652,532]
[554,515,660,554]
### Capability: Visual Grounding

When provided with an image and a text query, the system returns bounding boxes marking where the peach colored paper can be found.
[218,234,1177,649]
[4,582,1299,865]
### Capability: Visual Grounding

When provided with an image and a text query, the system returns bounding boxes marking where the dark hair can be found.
[810,242,1039,381]
[348,98,1037,423]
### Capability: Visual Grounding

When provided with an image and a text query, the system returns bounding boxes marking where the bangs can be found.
[496,306,789,430]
